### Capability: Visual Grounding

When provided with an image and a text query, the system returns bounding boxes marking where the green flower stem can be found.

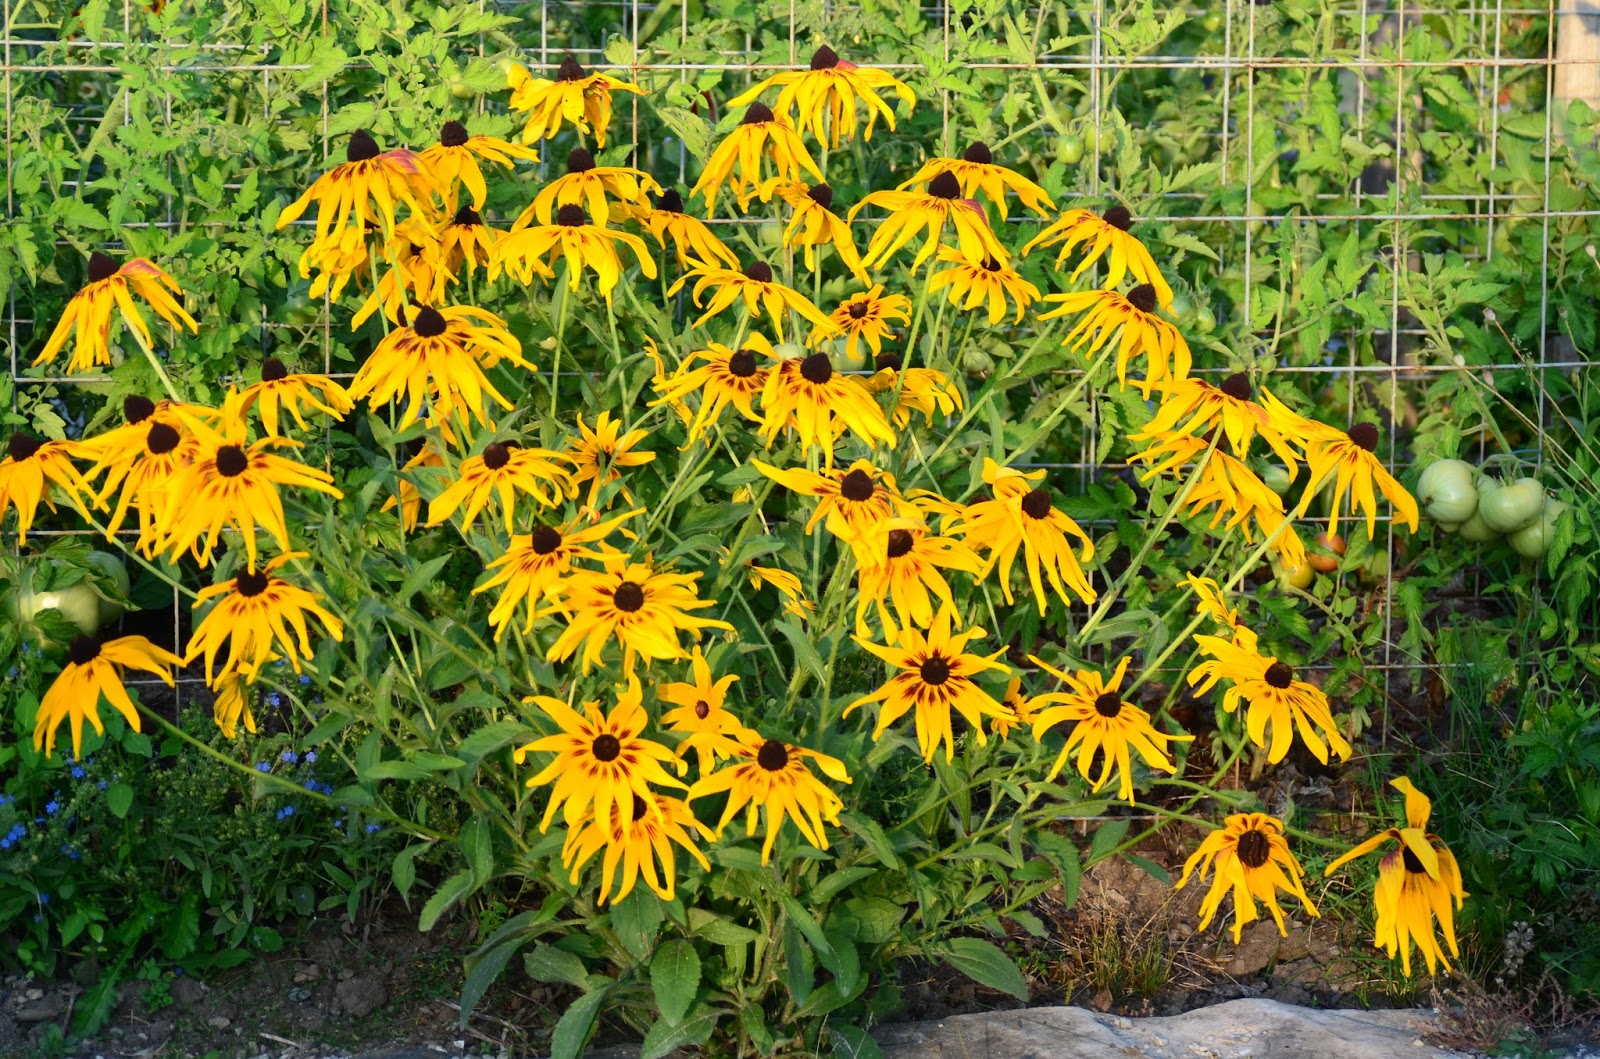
[548,265,572,420]
[124,320,184,404]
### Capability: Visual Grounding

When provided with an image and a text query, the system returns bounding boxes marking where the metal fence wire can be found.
[2,0,1597,737]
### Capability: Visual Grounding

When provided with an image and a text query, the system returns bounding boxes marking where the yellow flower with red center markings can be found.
[185,553,344,683]
[1189,623,1352,765]
[518,146,662,229]
[36,253,198,374]
[815,284,911,361]
[926,248,1040,324]
[425,440,574,535]
[760,179,867,279]
[1022,203,1174,308]
[345,219,452,328]
[691,103,823,216]
[1290,414,1420,538]
[1176,813,1319,942]
[859,353,964,429]
[231,357,354,439]
[542,556,733,676]
[1127,373,1309,474]
[508,55,645,149]
[33,634,183,759]
[659,646,751,775]
[847,604,1013,763]
[562,411,656,509]
[898,142,1054,216]
[1038,284,1190,396]
[348,303,531,432]
[1325,778,1468,977]
[853,520,982,643]
[418,119,539,213]
[635,188,740,270]
[211,673,257,740]
[515,673,686,833]
[758,350,897,462]
[727,45,914,147]
[1025,655,1191,802]
[474,508,643,640]
[81,409,199,553]
[300,222,380,307]
[649,336,773,446]
[0,433,98,544]
[687,731,850,864]
[948,460,1097,612]
[668,259,836,344]
[561,792,715,905]
[437,206,503,280]
[752,458,921,553]
[276,130,435,240]
[746,564,815,620]
[492,203,657,303]
[850,172,1009,272]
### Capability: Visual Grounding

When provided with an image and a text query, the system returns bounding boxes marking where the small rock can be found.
[294,962,323,984]
[206,1016,231,1029]
[1090,988,1113,1011]
[171,976,206,1006]
[335,975,389,1018]
[15,994,65,1022]
[22,989,42,1002]
[339,967,356,981]
[287,986,314,1003]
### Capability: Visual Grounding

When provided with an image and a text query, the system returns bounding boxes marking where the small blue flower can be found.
[37,892,48,905]
[304,752,317,764]
[97,781,108,791]
[0,795,10,806]
[70,767,85,780]
[275,805,296,820]
[2,839,12,851]
[280,750,299,764]
[256,762,271,773]
[299,674,312,685]
[34,817,44,825]
[45,801,59,815]
[365,823,380,834]
[6,668,16,679]
[304,779,319,791]
[268,693,283,707]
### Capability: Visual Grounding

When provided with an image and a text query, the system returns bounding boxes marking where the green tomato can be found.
[449,80,478,100]
[1273,557,1314,590]
[86,550,131,626]
[13,582,103,637]
[758,222,784,249]
[1055,133,1084,166]
[1417,459,1478,523]
[1478,476,1544,534]
[1260,464,1292,497]
[1509,500,1566,559]
[1458,510,1499,542]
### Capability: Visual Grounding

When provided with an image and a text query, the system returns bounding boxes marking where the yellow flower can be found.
[859,354,964,429]
[35,253,198,374]
[185,552,344,683]
[33,635,182,759]
[1126,374,1308,474]
[1293,416,1420,538]
[948,459,1096,612]
[636,188,740,270]
[562,411,656,509]
[437,206,504,279]
[898,142,1053,216]
[508,55,645,149]
[926,247,1040,324]
[78,400,202,550]
[300,222,381,307]
[515,673,685,833]
[659,646,751,775]
[851,173,1009,272]
[1026,655,1190,802]
[727,45,914,147]
[761,179,866,279]
[989,677,1035,741]
[1176,813,1319,942]
[690,102,822,216]
[211,673,257,740]
[519,146,662,228]
[1189,623,1352,765]
[687,731,850,864]
[0,434,98,544]
[562,792,714,905]
[815,285,911,361]
[383,440,446,533]
[232,357,354,438]
[1038,285,1190,396]
[492,203,656,303]
[650,337,772,446]
[543,556,733,676]
[1324,778,1467,977]
[275,130,435,241]
[346,218,453,328]
[426,440,574,534]
[1022,204,1173,308]
[1184,572,1240,630]
[668,259,836,344]
[753,458,922,559]
[847,604,1012,763]
[746,564,815,620]
[757,350,897,461]
[417,120,539,212]
[853,520,982,643]
[474,508,643,640]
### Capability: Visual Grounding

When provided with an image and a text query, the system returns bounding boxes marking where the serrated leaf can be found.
[941,937,1028,1001]
[649,939,700,1026]
[549,988,610,1059]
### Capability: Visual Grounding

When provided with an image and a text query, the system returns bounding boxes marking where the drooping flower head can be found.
[1176,812,1320,942]
[542,555,733,676]
[1289,412,1419,539]
[473,508,643,639]
[426,439,574,534]
[948,459,1097,613]
[757,349,897,461]
[753,458,921,553]
[33,635,183,759]
[852,520,983,643]
[667,258,837,343]
[850,171,1009,272]
[649,336,772,446]
[561,792,714,905]
[507,55,645,149]
[437,205,504,279]
[636,187,740,270]
[232,357,355,438]
[1189,623,1352,765]
[185,552,344,682]
[418,119,539,213]
[898,142,1054,215]
[761,179,867,279]
[927,248,1041,325]
[492,203,657,303]
[1038,284,1190,396]
[0,433,98,544]
[858,353,964,429]
[519,146,662,228]
[35,253,199,374]
[687,731,850,864]
[727,45,915,147]
[1022,203,1174,308]
[1127,374,1308,473]
[690,102,823,216]
[275,130,435,241]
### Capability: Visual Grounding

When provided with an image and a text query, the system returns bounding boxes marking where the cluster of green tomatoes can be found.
[1418,459,1564,558]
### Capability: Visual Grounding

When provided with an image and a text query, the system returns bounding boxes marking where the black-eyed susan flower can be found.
[1127,374,1308,473]
[746,563,815,620]
[515,673,685,833]
[728,45,914,147]
[659,646,750,775]
[859,353,964,429]
[668,259,836,343]
[1290,415,1419,538]
[1176,813,1319,942]
[519,147,662,229]
[300,222,381,307]
[762,179,866,279]
[853,520,982,642]
[649,337,771,446]
[32,635,182,759]
[758,350,897,461]
[1022,203,1174,308]
[543,556,733,676]
[473,508,643,639]
[561,792,714,904]
[1189,623,1352,765]
[690,103,822,216]
[1324,778,1467,977]
[847,603,1012,763]
[507,55,644,149]
[815,285,911,361]
[1026,655,1190,802]
[1038,284,1189,396]
[82,409,200,552]
[425,440,573,534]
[211,673,257,739]
[276,130,435,240]
[492,204,656,303]
[185,553,343,682]
[1184,572,1241,630]
[347,218,452,325]
[926,248,1040,324]
[0,434,97,544]
[636,188,740,270]
[233,357,354,438]
[851,172,1008,272]
[899,142,1054,216]
[687,731,850,864]
[437,205,503,279]
[562,411,656,509]
[989,677,1036,741]
[382,440,445,533]
[948,459,1096,612]
[752,458,920,552]
[348,303,531,431]
[35,253,199,374]
[418,119,539,213]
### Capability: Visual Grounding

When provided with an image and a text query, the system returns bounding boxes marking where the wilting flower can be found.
[761,179,866,279]
[898,142,1054,215]
[659,646,751,775]
[1185,572,1241,630]
[0,434,97,543]
[989,677,1036,741]
[520,146,661,229]
[35,253,199,374]
[851,172,1008,272]
[1325,778,1467,977]
[668,259,835,343]
[543,556,733,675]
[1126,374,1308,473]
[727,45,914,147]
[1291,415,1419,538]
[1022,203,1173,308]
[232,357,354,438]
[757,350,896,461]
[426,440,574,534]
[383,440,446,533]
[474,508,642,639]
[1038,284,1189,395]
[562,411,657,509]
[650,337,771,446]
[747,563,814,620]
[949,459,1096,612]
[493,203,657,303]
[437,206,503,279]
[817,285,911,361]
[211,674,257,740]
[508,54,644,148]
[1176,813,1319,942]
[276,130,434,240]
[690,103,823,216]
[1189,623,1352,765]
[859,353,964,429]
[33,635,182,759]
[348,218,453,326]
[636,188,739,270]
[562,792,714,904]
[927,248,1040,324]
[753,458,921,554]
[185,553,344,682]
[348,303,531,431]
[418,119,539,212]
[853,520,982,643]
[687,731,850,864]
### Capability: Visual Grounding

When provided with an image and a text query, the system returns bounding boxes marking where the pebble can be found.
[207,1015,231,1029]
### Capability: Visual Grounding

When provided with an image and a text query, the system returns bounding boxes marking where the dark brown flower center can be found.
[744,261,773,283]
[1020,487,1053,520]
[919,655,951,685]
[1264,661,1294,689]
[347,129,380,163]
[655,188,684,213]
[234,570,270,597]
[810,45,840,70]
[261,356,289,382]
[806,183,834,210]
[847,300,870,320]
[215,445,249,477]
[612,580,645,613]
[1127,284,1157,314]
[453,205,482,227]
[1236,828,1271,869]
[979,257,1002,273]
[440,120,469,148]
[531,526,562,554]
[145,422,180,454]
[87,251,118,284]
[839,468,876,502]
[592,733,621,762]
[567,147,595,173]
[482,442,511,470]
[743,102,775,125]
[411,306,447,337]
[555,204,588,228]
[727,349,759,378]
[1219,372,1253,402]
[632,794,649,822]
[7,434,42,462]
[757,739,789,771]
[1403,847,1428,874]
[1094,692,1122,718]
[1102,205,1132,231]
[886,529,915,559]
[1348,422,1379,452]
[123,395,155,424]
[962,141,993,165]
[799,353,833,384]
[694,700,710,719]
[556,55,585,82]
[68,636,101,666]
[928,172,961,199]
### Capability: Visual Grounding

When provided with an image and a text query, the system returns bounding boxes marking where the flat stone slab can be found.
[873,998,1468,1058]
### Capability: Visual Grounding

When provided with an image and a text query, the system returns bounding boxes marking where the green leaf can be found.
[411,751,468,771]
[418,870,476,932]
[524,942,590,988]
[780,895,834,959]
[458,720,533,760]
[459,815,495,886]
[942,937,1029,1001]
[106,782,134,819]
[609,888,664,961]
[687,910,759,946]
[398,555,450,603]
[810,866,876,905]
[649,939,701,1026]
[549,988,610,1059]
[776,619,828,686]
[840,812,901,869]
[829,1023,884,1059]
[362,760,436,782]
[639,1004,720,1059]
